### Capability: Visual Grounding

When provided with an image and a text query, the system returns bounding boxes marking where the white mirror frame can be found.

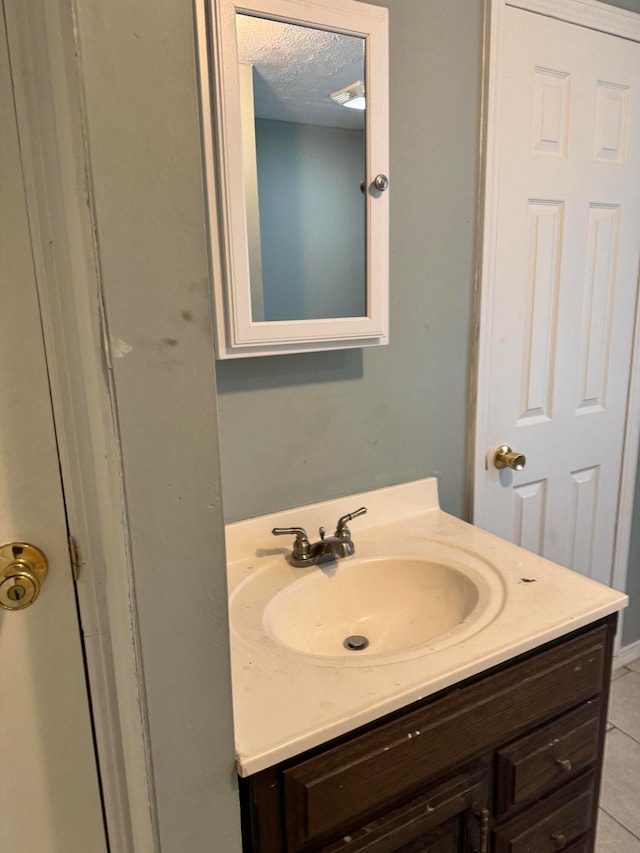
[198,0,389,358]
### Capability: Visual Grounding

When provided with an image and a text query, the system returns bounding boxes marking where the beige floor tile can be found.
[628,657,640,674]
[601,729,640,838]
[609,671,640,742]
[597,810,640,853]
[613,665,631,681]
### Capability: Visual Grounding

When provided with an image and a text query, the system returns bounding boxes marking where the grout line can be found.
[612,669,635,684]
[606,723,640,748]
[612,665,631,678]
[602,672,640,845]
[612,727,640,748]
[606,715,640,748]
[599,806,640,843]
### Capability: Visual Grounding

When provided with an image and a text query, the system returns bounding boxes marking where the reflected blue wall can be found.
[255,119,366,321]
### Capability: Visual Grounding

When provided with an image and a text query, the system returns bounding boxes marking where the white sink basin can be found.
[230,549,505,666]
[225,479,628,775]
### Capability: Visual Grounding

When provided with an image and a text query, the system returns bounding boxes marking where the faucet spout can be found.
[272,506,367,567]
[312,534,354,561]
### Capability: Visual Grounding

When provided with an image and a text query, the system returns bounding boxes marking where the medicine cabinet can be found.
[198,0,389,358]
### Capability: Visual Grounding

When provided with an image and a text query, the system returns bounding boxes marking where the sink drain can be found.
[343,634,369,651]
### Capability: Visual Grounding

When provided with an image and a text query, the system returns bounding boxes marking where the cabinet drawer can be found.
[562,838,591,853]
[493,772,595,853]
[319,765,488,853]
[283,626,606,850]
[496,700,601,816]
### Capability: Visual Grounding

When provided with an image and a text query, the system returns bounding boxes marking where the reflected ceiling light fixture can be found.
[330,80,366,110]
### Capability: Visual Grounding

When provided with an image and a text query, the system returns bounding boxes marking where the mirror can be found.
[237,16,366,323]
[200,0,389,358]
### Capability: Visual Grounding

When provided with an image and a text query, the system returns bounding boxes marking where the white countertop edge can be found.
[235,596,626,776]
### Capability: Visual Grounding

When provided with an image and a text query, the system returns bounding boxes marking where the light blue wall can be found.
[255,119,366,321]
[624,472,640,645]
[74,0,243,848]
[604,0,640,10]
[216,0,481,525]
[215,0,640,646]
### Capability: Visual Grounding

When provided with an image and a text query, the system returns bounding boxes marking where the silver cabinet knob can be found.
[373,174,389,191]
[494,445,526,471]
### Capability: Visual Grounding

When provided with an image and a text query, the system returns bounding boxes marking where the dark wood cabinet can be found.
[495,700,601,820]
[240,616,616,853]
[493,772,595,853]
[317,766,490,853]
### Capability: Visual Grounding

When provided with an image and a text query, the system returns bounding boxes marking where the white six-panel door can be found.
[0,11,107,851]
[474,4,640,585]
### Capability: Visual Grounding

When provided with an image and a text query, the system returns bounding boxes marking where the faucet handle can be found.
[272,527,311,561]
[335,507,367,538]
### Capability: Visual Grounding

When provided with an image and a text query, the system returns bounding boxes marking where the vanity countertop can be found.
[226,478,627,777]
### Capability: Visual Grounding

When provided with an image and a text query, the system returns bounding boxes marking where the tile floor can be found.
[596,656,640,852]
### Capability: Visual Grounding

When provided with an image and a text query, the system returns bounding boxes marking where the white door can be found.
[0,12,108,852]
[474,6,640,585]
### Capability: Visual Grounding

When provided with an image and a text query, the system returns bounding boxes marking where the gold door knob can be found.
[0,543,48,610]
[494,445,526,471]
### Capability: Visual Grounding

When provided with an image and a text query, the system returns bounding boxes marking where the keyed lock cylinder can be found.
[0,543,48,611]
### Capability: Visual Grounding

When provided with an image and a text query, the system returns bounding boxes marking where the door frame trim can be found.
[507,0,640,40]
[3,1,156,849]
[473,0,640,654]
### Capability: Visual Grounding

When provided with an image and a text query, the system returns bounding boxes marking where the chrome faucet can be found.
[272,507,367,568]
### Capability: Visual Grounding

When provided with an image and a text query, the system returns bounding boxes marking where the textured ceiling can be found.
[236,14,365,130]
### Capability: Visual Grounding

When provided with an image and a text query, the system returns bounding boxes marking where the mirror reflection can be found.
[235,14,366,322]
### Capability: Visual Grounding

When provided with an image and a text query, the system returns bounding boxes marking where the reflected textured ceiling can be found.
[236,14,365,130]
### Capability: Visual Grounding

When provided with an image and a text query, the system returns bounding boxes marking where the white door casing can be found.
[474,2,640,591]
[0,12,107,851]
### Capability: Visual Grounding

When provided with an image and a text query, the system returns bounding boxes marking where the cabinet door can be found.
[319,765,490,853]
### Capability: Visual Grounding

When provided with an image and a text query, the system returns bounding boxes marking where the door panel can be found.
[0,11,107,852]
[474,7,640,585]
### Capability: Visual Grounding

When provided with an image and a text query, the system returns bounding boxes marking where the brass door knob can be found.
[494,445,526,471]
[0,543,48,610]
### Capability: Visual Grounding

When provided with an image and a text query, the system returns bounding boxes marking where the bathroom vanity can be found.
[226,480,626,852]
[240,618,613,851]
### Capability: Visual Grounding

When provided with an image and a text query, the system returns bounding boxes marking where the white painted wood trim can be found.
[473,0,640,628]
[614,637,640,668]
[197,0,388,357]
[466,1,493,523]
[506,0,640,42]
[3,2,156,850]
[472,0,508,522]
